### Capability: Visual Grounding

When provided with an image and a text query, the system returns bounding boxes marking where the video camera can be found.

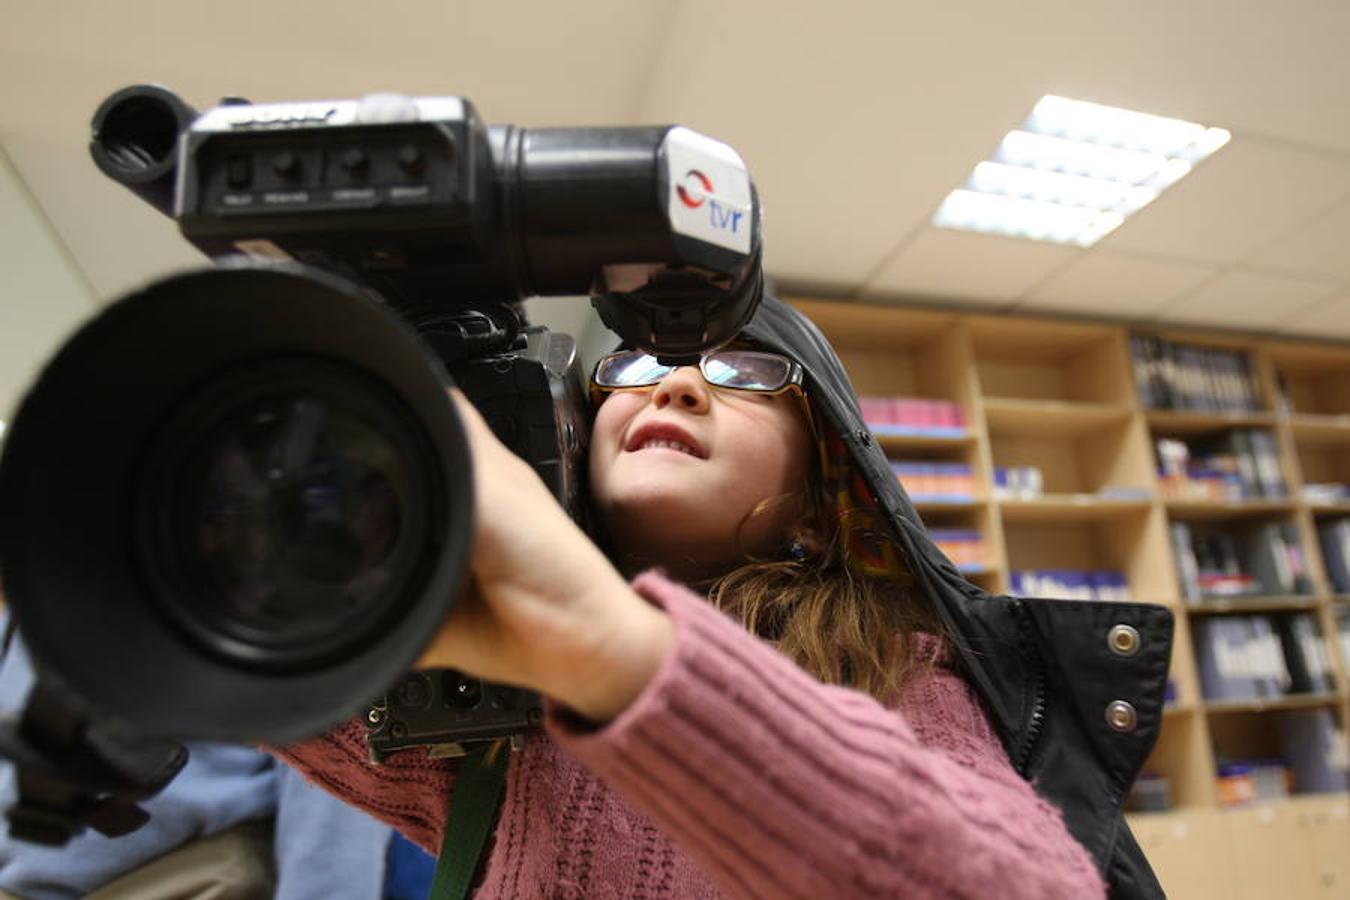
[0,84,762,842]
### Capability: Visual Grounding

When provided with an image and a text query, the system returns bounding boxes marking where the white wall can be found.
[0,145,99,430]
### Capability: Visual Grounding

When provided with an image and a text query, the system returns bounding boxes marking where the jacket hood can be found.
[737,295,1174,896]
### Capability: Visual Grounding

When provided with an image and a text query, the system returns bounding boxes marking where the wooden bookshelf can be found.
[1205,693,1343,715]
[873,431,975,452]
[1147,409,1279,434]
[1163,499,1300,520]
[998,494,1153,523]
[790,297,1350,900]
[912,498,986,514]
[1185,596,1322,615]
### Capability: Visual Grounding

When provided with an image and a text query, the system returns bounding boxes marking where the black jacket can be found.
[741,296,1172,899]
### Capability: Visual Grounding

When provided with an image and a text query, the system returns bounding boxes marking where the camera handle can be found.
[0,682,187,846]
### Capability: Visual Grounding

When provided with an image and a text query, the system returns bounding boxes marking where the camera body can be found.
[92,87,763,358]
[0,84,762,841]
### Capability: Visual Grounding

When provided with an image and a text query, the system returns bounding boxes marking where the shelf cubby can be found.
[1293,441,1350,493]
[1000,505,1174,603]
[1267,342,1350,418]
[1206,704,1348,787]
[793,300,971,407]
[967,314,1135,406]
[988,408,1152,493]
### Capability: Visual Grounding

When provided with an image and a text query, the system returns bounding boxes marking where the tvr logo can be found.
[676,169,744,235]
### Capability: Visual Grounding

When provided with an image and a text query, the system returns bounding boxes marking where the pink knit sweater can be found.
[276,572,1105,899]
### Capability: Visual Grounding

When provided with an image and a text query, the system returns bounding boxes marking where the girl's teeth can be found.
[642,438,695,456]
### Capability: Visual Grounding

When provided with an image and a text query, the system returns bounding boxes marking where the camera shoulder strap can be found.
[429,742,509,900]
[1,683,188,845]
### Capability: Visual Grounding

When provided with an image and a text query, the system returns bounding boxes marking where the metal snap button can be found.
[1105,700,1138,733]
[1108,624,1141,657]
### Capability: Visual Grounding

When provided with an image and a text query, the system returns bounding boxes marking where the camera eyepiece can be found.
[90,85,198,215]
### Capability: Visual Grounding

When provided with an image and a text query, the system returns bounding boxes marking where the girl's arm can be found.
[545,571,1106,900]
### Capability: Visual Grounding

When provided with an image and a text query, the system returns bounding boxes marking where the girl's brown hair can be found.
[700,426,946,703]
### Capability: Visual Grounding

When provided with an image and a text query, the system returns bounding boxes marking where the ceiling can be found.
[4,0,1350,341]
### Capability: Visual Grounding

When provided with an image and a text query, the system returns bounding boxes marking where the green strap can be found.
[429,743,509,900]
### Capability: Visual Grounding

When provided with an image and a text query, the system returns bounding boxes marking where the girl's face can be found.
[588,362,815,580]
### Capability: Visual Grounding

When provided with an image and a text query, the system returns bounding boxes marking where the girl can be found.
[278,296,1169,899]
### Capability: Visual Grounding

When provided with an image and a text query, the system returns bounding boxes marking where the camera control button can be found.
[340,148,369,177]
[226,154,253,189]
[396,145,425,175]
[271,151,301,179]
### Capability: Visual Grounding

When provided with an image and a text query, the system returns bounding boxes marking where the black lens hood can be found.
[0,262,473,744]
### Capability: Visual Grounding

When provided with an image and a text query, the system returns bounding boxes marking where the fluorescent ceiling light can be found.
[934,95,1230,247]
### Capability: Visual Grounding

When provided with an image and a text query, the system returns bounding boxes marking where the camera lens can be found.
[137,357,443,670]
[181,397,403,646]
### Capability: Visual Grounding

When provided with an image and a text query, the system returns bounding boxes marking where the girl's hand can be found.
[413,391,673,723]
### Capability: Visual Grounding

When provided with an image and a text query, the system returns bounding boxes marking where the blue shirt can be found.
[0,616,392,899]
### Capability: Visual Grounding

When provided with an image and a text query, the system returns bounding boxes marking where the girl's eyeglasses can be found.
[591,348,805,399]
[590,348,816,439]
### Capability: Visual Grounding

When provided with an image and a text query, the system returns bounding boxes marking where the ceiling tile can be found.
[1246,199,1350,281]
[860,228,1078,306]
[1100,138,1350,265]
[1156,270,1342,329]
[1017,250,1217,317]
[1280,293,1350,339]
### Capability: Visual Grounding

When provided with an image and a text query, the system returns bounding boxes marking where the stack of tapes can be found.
[992,466,1043,499]
[860,396,966,437]
[1010,570,1131,602]
[928,529,986,571]
[891,462,976,501]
